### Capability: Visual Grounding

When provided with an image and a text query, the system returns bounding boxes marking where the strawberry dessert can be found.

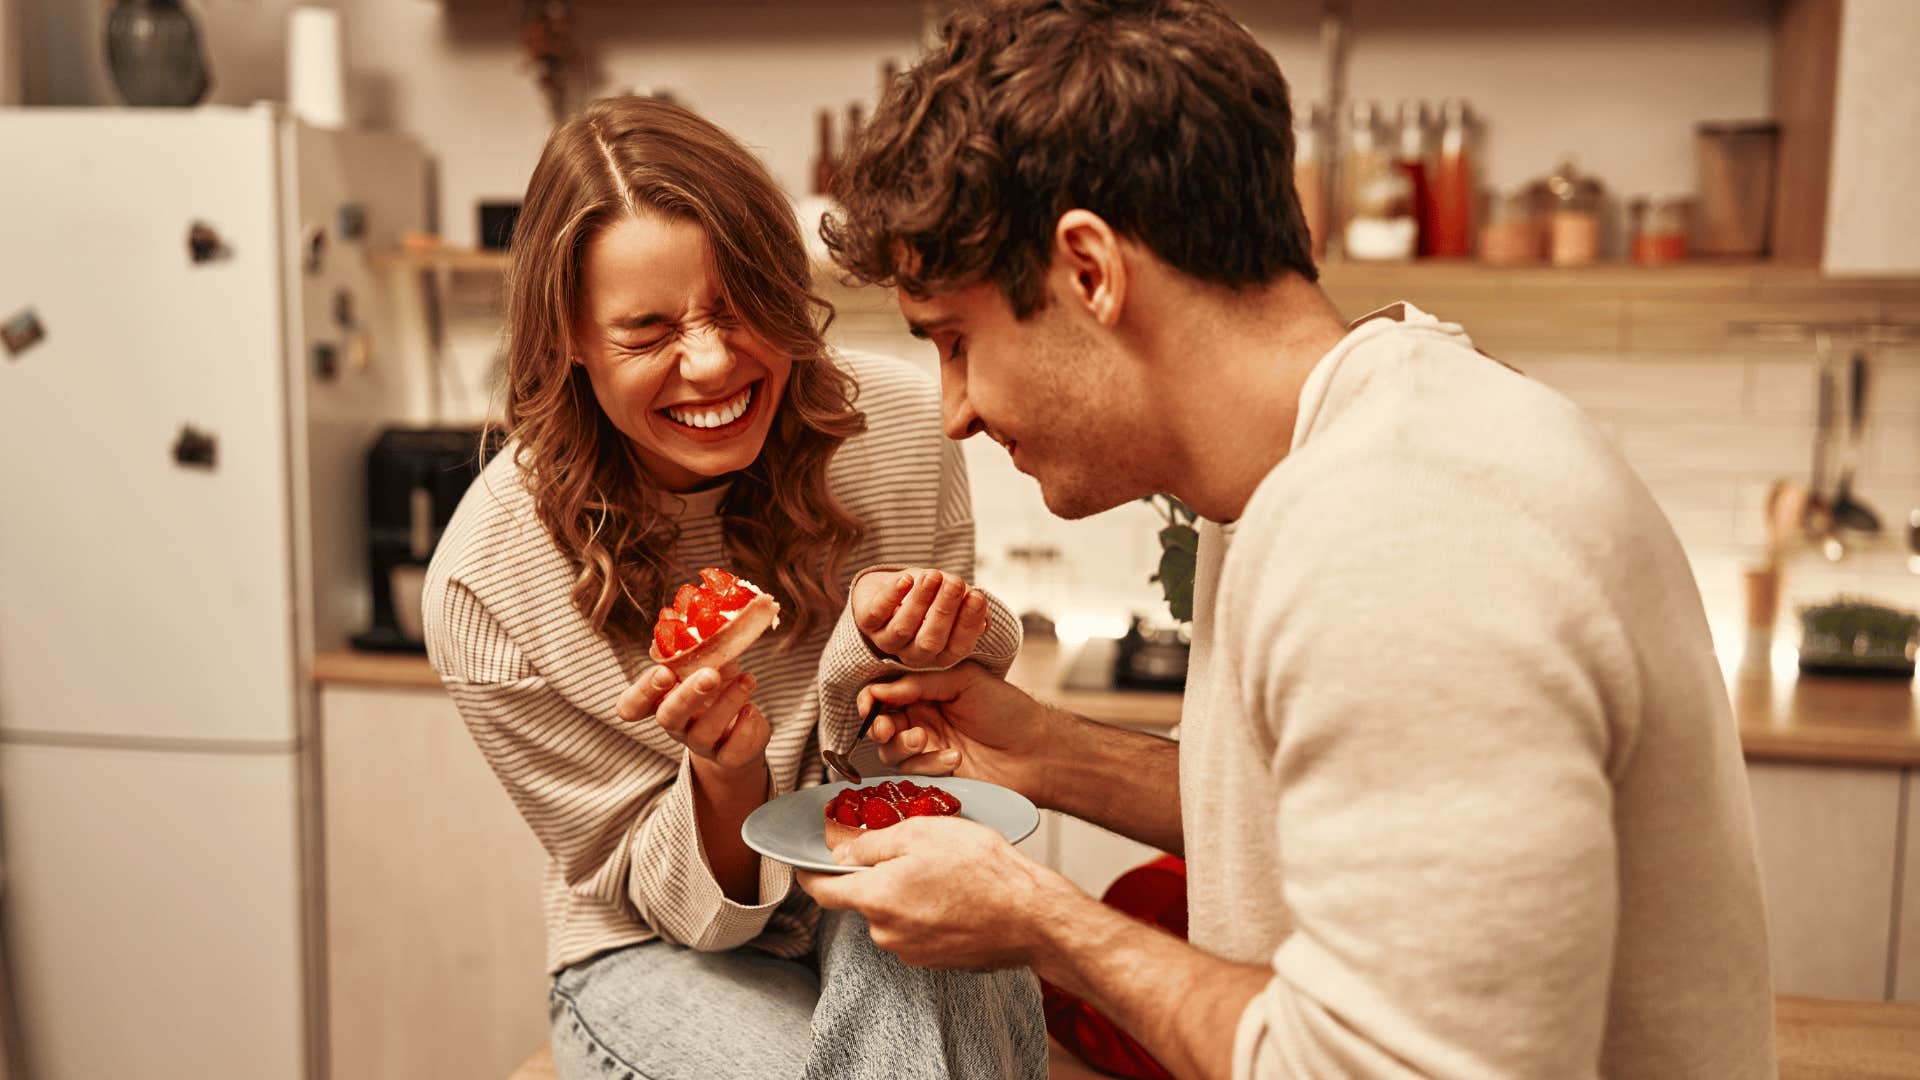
[823,779,962,851]
[649,567,780,677]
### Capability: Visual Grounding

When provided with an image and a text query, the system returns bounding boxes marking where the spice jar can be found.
[1337,100,1393,256]
[1544,159,1604,267]
[1630,196,1690,265]
[1479,185,1541,266]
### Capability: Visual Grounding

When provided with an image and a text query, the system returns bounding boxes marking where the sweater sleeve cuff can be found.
[817,565,1023,750]
[634,753,793,952]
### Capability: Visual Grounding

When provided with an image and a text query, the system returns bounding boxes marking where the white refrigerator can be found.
[0,104,430,1080]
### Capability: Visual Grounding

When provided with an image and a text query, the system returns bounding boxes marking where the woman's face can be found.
[572,211,791,492]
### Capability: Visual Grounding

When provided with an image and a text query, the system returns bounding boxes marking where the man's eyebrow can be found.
[608,312,671,331]
[907,316,958,340]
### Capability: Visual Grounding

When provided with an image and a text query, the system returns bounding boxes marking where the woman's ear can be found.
[1052,209,1127,327]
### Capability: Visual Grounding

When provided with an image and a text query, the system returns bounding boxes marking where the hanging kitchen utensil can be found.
[1805,331,1840,556]
[1907,508,1920,575]
[1829,348,1882,537]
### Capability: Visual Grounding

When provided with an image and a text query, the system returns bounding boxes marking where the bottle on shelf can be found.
[844,101,866,162]
[811,108,836,196]
[1293,102,1330,261]
[1426,98,1476,258]
[1391,100,1434,257]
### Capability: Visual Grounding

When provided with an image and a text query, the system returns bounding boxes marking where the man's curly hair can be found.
[823,0,1317,318]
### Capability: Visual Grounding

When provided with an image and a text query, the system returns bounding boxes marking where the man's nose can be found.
[941,374,984,441]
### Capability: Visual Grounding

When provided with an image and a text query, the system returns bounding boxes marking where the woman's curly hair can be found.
[503,96,866,651]
[823,0,1316,317]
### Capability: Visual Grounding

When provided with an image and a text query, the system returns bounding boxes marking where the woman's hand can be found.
[852,568,990,668]
[616,663,769,773]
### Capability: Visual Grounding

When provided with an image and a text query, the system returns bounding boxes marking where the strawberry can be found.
[685,591,726,637]
[896,780,922,797]
[671,623,698,653]
[699,567,737,594]
[927,788,960,815]
[653,608,687,654]
[859,797,903,830]
[875,780,904,802]
[904,795,938,818]
[834,797,861,827]
[716,586,753,613]
[673,584,701,613]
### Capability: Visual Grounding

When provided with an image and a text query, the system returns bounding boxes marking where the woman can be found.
[422,97,1045,1080]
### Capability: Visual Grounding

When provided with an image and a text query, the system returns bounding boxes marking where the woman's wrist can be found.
[690,754,770,806]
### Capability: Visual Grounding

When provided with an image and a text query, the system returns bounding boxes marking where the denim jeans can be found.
[549,910,1046,1080]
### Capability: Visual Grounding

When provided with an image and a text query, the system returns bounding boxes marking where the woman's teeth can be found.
[664,385,752,429]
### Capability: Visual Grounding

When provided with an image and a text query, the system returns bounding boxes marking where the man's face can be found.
[900,279,1156,520]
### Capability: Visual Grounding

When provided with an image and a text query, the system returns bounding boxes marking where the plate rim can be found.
[741,774,1039,874]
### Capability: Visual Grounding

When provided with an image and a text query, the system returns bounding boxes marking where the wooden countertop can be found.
[1776,994,1920,1079]
[311,644,1920,768]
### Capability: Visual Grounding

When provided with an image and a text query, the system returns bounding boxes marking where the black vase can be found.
[105,0,212,107]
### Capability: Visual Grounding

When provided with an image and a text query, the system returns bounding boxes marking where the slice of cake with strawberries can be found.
[823,779,962,851]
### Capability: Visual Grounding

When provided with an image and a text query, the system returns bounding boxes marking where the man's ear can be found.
[1052,209,1126,328]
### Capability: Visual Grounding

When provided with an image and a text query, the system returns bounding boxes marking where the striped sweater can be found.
[423,352,1020,973]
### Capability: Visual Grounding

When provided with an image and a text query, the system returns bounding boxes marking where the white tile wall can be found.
[822,286,1920,656]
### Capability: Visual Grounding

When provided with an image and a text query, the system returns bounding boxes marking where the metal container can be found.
[1695,120,1779,257]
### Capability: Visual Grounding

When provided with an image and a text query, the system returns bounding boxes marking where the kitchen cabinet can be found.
[1893,771,1920,1002]
[1817,0,1920,275]
[320,683,549,1080]
[1746,761,1902,999]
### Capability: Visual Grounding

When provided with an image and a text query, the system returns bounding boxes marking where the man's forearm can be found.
[1032,890,1268,1080]
[1042,707,1184,854]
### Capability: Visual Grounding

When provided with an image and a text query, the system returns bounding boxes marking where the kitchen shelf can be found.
[368,248,511,274]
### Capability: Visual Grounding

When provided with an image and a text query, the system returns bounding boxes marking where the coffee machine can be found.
[350,427,500,653]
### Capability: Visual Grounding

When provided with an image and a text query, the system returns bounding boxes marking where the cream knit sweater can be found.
[1180,305,1775,1078]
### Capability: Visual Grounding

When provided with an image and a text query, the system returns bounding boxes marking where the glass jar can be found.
[1544,159,1604,267]
[1344,169,1417,261]
[1630,196,1691,265]
[1293,103,1330,261]
[1479,185,1541,266]
[1337,101,1391,254]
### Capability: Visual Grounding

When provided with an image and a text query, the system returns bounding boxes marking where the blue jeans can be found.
[549,910,1047,1080]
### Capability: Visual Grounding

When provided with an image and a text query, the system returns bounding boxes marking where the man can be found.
[799,1,1775,1077]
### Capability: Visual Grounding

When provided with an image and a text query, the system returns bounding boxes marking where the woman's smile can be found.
[657,380,761,442]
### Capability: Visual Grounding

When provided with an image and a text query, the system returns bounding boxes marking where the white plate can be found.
[742,775,1039,874]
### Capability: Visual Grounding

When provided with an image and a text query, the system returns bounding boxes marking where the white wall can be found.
[22,0,1774,244]
[1824,0,1920,276]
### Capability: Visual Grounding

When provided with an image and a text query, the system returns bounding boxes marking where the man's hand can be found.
[798,816,1079,968]
[858,662,1061,803]
[616,663,768,773]
[853,568,990,668]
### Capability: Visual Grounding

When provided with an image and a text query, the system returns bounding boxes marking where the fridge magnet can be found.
[302,223,328,275]
[187,221,231,264]
[171,424,218,469]
[332,288,356,330]
[2,308,46,359]
[336,203,367,241]
[312,342,340,382]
